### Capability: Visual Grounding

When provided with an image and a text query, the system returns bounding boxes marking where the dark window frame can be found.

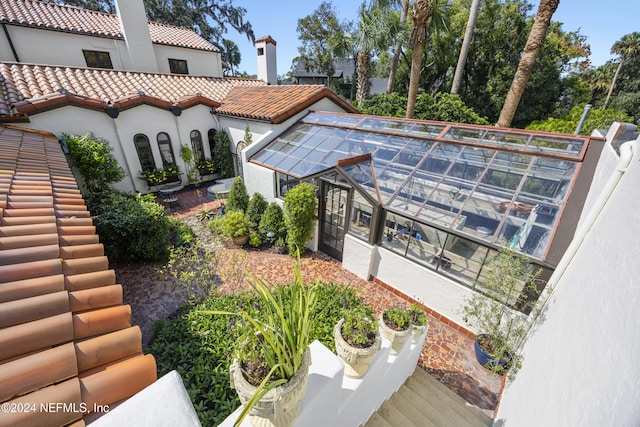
[134,133,155,171]
[82,50,113,69]
[168,58,189,74]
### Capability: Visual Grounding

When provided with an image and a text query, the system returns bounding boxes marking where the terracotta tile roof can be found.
[0,62,266,117]
[0,0,217,51]
[215,85,358,124]
[255,35,277,46]
[0,125,156,426]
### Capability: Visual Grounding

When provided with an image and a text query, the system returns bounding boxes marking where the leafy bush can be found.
[246,192,268,228]
[283,183,317,255]
[62,132,125,193]
[148,283,371,425]
[87,192,173,262]
[526,104,633,135]
[359,93,490,125]
[220,210,251,238]
[213,130,235,178]
[225,177,249,213]
[249,231,262,247]
[258,202,286,240]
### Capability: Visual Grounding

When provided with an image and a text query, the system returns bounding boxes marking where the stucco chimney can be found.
[114,0,159,73]
[256,35,277,85]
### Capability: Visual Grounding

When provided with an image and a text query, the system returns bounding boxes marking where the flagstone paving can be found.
[116,185,503,419]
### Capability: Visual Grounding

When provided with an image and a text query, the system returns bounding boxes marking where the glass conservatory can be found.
[249,111,601,304]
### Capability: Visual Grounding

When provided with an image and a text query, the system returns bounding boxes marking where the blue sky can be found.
[227,0,639,77]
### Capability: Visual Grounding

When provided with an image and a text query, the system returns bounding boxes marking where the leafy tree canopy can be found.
[526,104,633,135]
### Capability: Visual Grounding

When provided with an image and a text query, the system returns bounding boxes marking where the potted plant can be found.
[140,167,166,187]
[378,306,412,354]
[163,164,181,182]
[203,256,317,427]
[461,249,542,379]
[333,307,381,378]
[196,158,217,177]
[408,303,429,343]
[221,210,251,246]
[180,144,199,187]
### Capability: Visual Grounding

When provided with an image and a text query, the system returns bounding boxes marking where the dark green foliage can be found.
[527,104,633,135]
[86,192,173,262]
[148,283,370,425]
[62,132,125,194]
[246,192,268,228]
[258,202,286,240]
[359,93,490,125]
[225,177,249,213]
[213,131,235,178]
[283,183,317,255]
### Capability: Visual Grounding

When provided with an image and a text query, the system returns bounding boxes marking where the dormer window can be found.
[169,59,189,74]
[83,50,113,69]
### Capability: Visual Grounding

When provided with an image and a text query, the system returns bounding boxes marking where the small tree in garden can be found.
[213,130,235,178]
[225,176,249,213]
[258,202,286,240]
[246,192,268,228]
[62,132,125,193]
[283,183,317,255]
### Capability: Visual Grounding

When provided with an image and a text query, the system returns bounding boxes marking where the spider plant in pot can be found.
[378,305,412,354]
[333,306,381,378]
[202,254,317,427]
[408,303,429,343]
[461,249,543,380]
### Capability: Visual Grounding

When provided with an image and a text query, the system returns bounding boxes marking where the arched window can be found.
[190,130,205,162]
[134,134,155,170]
[157,132,176,166]
[207,128,217,159]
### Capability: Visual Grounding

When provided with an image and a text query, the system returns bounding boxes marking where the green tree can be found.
[283,183,317,255]
[221,39,241,77]
[451,0,481,94]
[62,132,125,194]
[213,131,235,178]
[526,104,633,135]
[406,0,449,118]
[225,176,249,213]
[603,32,640,109]
[258,202,286,240]
[296,1,347,88]
[496,0,560,127]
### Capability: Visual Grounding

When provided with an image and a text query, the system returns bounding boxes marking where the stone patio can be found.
[116,185,504,419]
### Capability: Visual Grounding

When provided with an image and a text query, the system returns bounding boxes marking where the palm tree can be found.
[603,32,640,109]
[406,0,448,118]
[332,2,396,105]
[496,0,559,128]
[451,0,481,94]
[385,0,410,94]
[221,39,241,77]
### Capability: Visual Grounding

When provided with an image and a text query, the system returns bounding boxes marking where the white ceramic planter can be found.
[334,318,382,378]
[411,323,429,344]
[378,313,411,354]
[230,349,311,427]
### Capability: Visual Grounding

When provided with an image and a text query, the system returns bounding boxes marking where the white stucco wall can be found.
[1,25,222,77]
[496,136,640,425]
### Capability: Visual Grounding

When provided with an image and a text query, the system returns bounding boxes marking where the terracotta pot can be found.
[232,235,249,246]
[230,348,311,427]
[333,318,381,378]
[378,313,411,354]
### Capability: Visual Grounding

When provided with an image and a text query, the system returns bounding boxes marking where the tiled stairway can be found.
[364,368,493,427]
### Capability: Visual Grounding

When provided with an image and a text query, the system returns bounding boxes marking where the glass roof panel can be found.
[249,111,592,261]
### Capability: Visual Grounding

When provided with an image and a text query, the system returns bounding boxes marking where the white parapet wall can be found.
[220,326,428,427]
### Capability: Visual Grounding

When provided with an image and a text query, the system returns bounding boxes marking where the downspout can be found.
[109,114,139,192]
[2,24,20,62]
[523,140,635,341]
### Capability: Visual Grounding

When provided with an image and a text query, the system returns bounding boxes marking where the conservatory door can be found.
[319,182,350,261]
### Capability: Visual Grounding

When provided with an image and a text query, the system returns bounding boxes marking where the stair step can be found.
[395,384,452,426]
[376,399,419,427]
[363,412,394,427]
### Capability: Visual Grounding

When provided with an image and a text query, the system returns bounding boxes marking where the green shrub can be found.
[220,210,250,238]
[213,131,235,178]
[87,192,173,262]
[148,283,371,425]
[246,192,268,228]
[526,104,633,135]
[62,132,125,194]
[225,177,249,213]
[258,202,286,240]
[249,231,262,247]
[283,183,317,255]
[206,216,225,234]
